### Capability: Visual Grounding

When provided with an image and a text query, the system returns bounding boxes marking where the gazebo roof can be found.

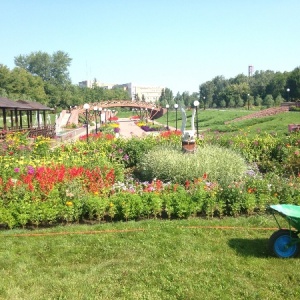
[17,100,53,111]
[0,97,30,109]
[0,97,53,111]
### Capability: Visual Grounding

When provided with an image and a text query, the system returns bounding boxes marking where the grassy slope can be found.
[156,109,299,137]
[1,217,300,299]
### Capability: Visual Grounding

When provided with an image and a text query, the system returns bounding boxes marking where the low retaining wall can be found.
[55,127,87,142]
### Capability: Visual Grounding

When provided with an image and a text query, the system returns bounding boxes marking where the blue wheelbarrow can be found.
[269,204,300,258]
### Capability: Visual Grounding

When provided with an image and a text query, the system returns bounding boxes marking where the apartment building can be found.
[78,80,115,89]
[78,80,164,103]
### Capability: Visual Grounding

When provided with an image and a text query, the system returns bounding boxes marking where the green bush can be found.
[289,105,300,112]
[137,144,247,187]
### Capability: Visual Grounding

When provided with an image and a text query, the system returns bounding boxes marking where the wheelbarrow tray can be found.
[269,204,300,231]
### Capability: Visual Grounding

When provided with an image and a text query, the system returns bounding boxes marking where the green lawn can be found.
[157,109,299,137]
[1,216,300,299]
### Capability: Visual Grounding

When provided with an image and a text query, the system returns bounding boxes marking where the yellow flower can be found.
[66,201,73,206]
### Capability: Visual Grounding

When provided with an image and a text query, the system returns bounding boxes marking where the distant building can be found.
[78,80,164,103]
[78,80,115,89]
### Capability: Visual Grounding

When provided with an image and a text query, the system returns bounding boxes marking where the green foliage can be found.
[289,106,300,112]
[115,136,157,167]
[137,144,247,186]
[203,130,300,177]
[14,50,72,84]
[0,125,300,228]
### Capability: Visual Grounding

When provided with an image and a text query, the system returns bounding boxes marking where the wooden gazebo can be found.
[0,97,55,140]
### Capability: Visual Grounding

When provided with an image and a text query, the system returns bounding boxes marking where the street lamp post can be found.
[203,97,206,110]
[104,109,107,124]
[98,107,102,129]
[287,88,290,101]
[83,103,90,142]
[151,106,155,124]
[193,100,199,139]
[166,104,169,130]
[247,94,250,110]
[174,103,179,131]
[93,106,98,134]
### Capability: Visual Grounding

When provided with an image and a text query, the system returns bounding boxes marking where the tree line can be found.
[0,51,130,110]
[0,50,299,110]
[159,67,300,109]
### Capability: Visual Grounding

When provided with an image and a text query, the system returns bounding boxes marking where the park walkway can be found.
[118,118,147,138]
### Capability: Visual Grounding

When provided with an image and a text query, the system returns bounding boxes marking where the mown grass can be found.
[116,107,299,138]
[1,216,300,299]
[157,109,299,138]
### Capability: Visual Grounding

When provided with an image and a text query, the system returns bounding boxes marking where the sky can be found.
[1,0,300,94]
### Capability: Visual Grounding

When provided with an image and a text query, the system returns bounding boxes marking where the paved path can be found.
[118,118,148,138]
[54,118,170,146]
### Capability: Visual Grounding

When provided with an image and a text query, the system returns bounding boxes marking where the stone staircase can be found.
[67,109,79,125]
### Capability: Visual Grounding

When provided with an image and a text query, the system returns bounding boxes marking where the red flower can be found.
[185,180,190,188]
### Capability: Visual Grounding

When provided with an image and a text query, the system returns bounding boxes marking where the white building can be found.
[78,80,164,103]
[78,80,115,89]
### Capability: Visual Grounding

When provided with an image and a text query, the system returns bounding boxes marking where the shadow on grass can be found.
[228,238,270,258]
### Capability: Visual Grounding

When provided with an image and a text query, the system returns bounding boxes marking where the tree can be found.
[200,81,215,109]
[220,99,226,108]
[174,92,182,106]
[181,91,190,107]
[251,70,275,98]
[0,66,47,102]
[0,64,11,92]
[190,92,199,107]
[266,72,288,99]
[254,96,263,107]
[211,75,229,107]
[14,50,72,85]
[159,88,173,106]
[263,94,274,108]
[231,73,248,85]
[228,98,235,108]
[247,95,254,109]
[235,95,244,107]
[286,67,300,100]
[274,95,284,106]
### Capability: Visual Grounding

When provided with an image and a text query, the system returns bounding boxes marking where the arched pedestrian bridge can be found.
[66,100,166,125]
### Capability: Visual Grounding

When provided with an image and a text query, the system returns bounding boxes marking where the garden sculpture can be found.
[180,107,196,142]
[180,107,196,153]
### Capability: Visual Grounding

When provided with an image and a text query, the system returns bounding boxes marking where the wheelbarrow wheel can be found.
[269,229,300,258]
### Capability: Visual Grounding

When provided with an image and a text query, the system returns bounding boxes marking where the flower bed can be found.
[0,130,299,228]
[108,116,119,121]
[136,121,167,132]
[130,115,140,121]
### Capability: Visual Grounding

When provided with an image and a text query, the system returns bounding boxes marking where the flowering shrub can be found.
[137,144,247,186]
[0,131,32,157]
[201,130,300,177]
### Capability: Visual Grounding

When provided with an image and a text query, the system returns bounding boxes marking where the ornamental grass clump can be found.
[137,144,247,187]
